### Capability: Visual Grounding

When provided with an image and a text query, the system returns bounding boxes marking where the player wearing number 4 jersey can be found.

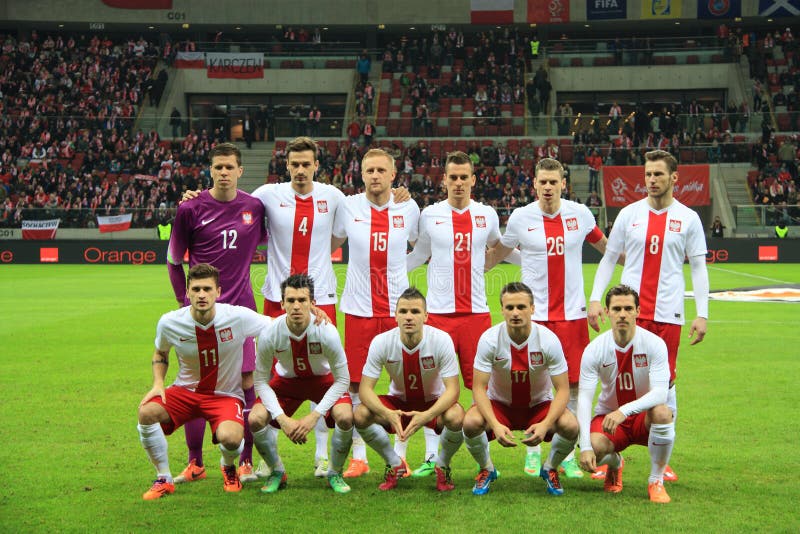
[331,149,420,478]
[249,274,353,494]
[463,283,578,496]
[137,264,273,500]
[355,288,465,492]
[578,285,675,503]
[486,158,607,479]
[589,150,709,482]
[167,143,268,484]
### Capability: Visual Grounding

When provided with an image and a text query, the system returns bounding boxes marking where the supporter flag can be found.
[206,53,264,79]
[698,0,741,18]
[602,165,710,207]
[22,219,60,240]
[587,0,627,20]
[759,0,800,16]
[97,213,133,233]
[470,0,514,24]
[528,0,570,22]
[174,51,205,69]
[641,0,682,18]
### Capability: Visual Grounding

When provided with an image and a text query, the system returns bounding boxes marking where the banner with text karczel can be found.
[603,165,710,207]
[206,53,264,79]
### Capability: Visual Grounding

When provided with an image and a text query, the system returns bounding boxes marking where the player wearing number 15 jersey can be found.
[578,285,675,503]
[355,288,465,492]
[167,143,267,484]
[137,264,273,500]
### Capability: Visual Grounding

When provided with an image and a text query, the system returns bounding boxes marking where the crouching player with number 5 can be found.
[137,264,274,500]
[577,285,675,503]
[249,274,354,494]
[355,288,465,492]
[462,282,578,496]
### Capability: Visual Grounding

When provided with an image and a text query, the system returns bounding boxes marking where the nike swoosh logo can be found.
[180,337,192,342]
[494,357,507,361]
[280,203,291,207]
[201,218,216,225]
[527,227,539,232]
[435,221,446,225]
[650,442,666,446]
[602,362,614,368]
[354,218,366,222]
[387,359,400,363]
[275,348,288,353]
[190,470,205,479]
[632,222,643,228]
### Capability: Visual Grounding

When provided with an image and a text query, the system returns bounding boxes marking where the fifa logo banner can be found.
[587,0,627,20]
[206,53,264,79]
[602,165,710,207]
[642,0,682,18]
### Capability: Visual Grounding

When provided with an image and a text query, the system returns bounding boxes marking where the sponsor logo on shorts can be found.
[634,354,648,367]
[219,327,233,342]
[309,342,322,354]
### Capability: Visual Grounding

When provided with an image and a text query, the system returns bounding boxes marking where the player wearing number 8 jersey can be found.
[578,285,675,503]
[355,288,465,492]
[137,264,273,500]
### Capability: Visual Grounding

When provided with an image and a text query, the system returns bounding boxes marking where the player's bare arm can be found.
[140,349,169,405]
[523,371,569,445]
[402,375,460,439]
[602,409,626,435]
[274,414,304,443]
[291,411,322,443]
[484,242,513,271]
[472,369,516,447]
[359,375,405,436]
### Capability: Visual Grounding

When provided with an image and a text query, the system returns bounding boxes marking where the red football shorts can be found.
[486,399,554,441]
[539,318,590,384]
[378,395,440,432]
[426,312,491,389]
[149,385,244,439]
[263,300,338,326]
[590,412,649,452]
[345,314,396,384]
[258,374,351,429]
[636,319,681,382]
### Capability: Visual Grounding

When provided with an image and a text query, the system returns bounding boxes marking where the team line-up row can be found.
[138,137,709,504]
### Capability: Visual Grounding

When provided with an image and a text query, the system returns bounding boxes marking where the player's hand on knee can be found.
[139,386,166,406]
[602,410,625,434]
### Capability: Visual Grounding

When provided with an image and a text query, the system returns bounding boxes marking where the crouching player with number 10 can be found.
[137,264,273,500]
[578,285,675,503]
[463,282,578,497]
[355,288,465,492]
[249,274,354,494]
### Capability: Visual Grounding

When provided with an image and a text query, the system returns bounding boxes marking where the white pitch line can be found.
[708,265,797,285]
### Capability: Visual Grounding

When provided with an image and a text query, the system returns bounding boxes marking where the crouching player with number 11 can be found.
[137,264,273,500]
[578,285,675,503]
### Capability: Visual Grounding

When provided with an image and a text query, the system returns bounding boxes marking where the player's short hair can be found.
[397,286,426,309]
[209,142,242,167]
[535,157,564,178]
[280,273,315,301]
[362,148,396,172]
[286,136,319,161]
[445,150,474,176]
[187,263,220,287]
[500,281,534,305]
[644,149,678,174]
[605,284,640,308]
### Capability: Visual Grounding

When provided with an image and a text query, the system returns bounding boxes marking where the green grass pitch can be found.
[0,263,798,532]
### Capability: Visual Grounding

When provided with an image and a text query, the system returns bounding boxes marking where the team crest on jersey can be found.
[421,355,436,370]
[475,216,486,228]
[668,219,682,233]
[317,200,328,213]
[218,327,233,342]
[392,215,404,228]
[529,351,544,366]
[634,354,648,367]
[241,211,253,225]
[309,342,322,354]
[565,217,578,231]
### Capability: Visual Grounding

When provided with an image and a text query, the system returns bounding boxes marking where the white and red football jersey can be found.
[252,182,346,305]
[606,199,706,324]
[334,194,419,317]
[577,327,670,450]
[362,325,459,403]
[155,304,272,401]
[254,314,349,416]
[501,200,604,321]
[408,200,500,314]
[473,322,567,408]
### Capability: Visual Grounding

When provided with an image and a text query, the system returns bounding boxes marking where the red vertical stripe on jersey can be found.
[543,214,566,321]
[194,325,220,394]
[290,196,315,275]
[614,346,638,407]
[510,344,532,407]
[402,349,425,402]
[452,210,473,313]
[639,211,668,320]
[290,336,314,378]
[370,207,390,316]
